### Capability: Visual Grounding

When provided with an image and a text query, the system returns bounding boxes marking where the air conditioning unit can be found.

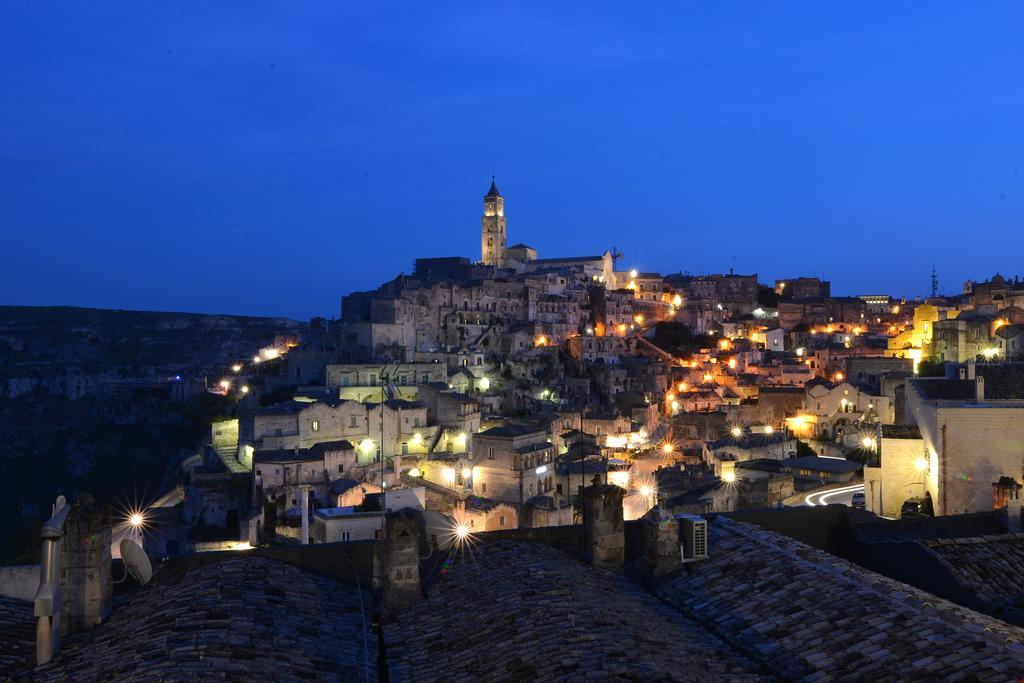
[678,514,708,563]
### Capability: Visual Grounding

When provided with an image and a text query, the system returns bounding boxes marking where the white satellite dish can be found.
[119,539,153,586]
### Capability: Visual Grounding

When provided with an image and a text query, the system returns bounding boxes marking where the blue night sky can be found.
[2,3,1022,319]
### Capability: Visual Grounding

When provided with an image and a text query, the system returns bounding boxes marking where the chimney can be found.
[377,508,423,619]
[60,493,112,636]
[300,485,310,545]
[583,483,624,569]
[643,506,680,579]
[976,375,985,403]
[1005,497,1023,533]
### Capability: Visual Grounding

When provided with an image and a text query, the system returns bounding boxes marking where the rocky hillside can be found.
[0,306,305,562]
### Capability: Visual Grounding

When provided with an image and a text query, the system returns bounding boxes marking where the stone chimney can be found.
[583,484,624,569]
[377,508,423,619]
[61,494,112,636]
[976,375,985,403]
[1005,498,1023,533]
[643,506,680,579]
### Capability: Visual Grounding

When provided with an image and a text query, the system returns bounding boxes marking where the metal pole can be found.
[580,398,585,549]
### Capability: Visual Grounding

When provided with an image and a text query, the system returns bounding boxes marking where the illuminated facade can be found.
[481,177,506,266]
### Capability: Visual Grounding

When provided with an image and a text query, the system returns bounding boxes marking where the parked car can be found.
[850,492,865,509]
[900,496,934,518]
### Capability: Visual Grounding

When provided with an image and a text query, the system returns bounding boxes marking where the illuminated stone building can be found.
[480,177,506,266]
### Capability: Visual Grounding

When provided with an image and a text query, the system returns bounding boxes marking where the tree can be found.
[653,322,693,352]
[757,284,779,307]
[917,358,945,378]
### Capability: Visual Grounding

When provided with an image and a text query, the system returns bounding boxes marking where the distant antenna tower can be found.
[610,246,623,268]
[931,265,938,298]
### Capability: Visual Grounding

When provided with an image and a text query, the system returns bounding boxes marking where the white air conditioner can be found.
[678,514,708,563]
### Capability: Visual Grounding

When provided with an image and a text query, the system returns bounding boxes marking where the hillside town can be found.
[173,180,1024,549]
[6,181,1024,680]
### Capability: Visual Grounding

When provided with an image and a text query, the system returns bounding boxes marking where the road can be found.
[803,483,864,507]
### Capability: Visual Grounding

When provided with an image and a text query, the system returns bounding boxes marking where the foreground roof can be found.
[385,539,765,682]
[656,517,1024,680]
[29,557,376,682]
[923,533,1024,617]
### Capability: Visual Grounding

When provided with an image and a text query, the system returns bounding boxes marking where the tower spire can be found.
[481,176,506,265]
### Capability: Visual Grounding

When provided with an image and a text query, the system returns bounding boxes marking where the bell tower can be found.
[481,176,506,266]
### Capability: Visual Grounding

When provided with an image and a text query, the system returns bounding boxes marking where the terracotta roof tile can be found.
[25,557,376,682]
[656,517,1024,680]
[386,539,766,682]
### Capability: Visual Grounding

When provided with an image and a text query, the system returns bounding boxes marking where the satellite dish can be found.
[119,539,153,586]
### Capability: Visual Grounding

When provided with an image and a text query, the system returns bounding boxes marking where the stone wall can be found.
[0,564,39,601]
[61,498,112,635]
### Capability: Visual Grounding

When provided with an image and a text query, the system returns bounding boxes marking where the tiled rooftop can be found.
[657,517,1024,680]
[923,533,1024,614]
[879,424,922,440]
[0,596,33,677]
[385,539,766,682]
[25,557,376,682]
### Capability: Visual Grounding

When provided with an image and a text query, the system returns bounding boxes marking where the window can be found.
[311,420,319,432]
[342,531,351,542]
[557,483,563,495]
[350,416,358,428]
[338,464,344,473]
[488,447,495,459]
[291,498,297,505]
[374,529,383,540]
[256,468,261,476]
[476,357,482,366]
[414,417,421,427]
[482,483,487,493]
[499,515,506,526]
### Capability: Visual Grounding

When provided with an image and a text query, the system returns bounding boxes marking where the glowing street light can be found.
[763,425,774,435]
[231,364,242,373]
[861,436,876,449]
[219,379,231,391]
[914,456,929,473]
[661,442,675,454]
[461,467,472,479]
[240,385,250,394]
[731,426,743,438]
[629,269,638,279]
[722,470,737,483]
[129,512,144,528]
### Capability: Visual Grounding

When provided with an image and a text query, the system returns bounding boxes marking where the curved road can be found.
[804,483,864,507]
